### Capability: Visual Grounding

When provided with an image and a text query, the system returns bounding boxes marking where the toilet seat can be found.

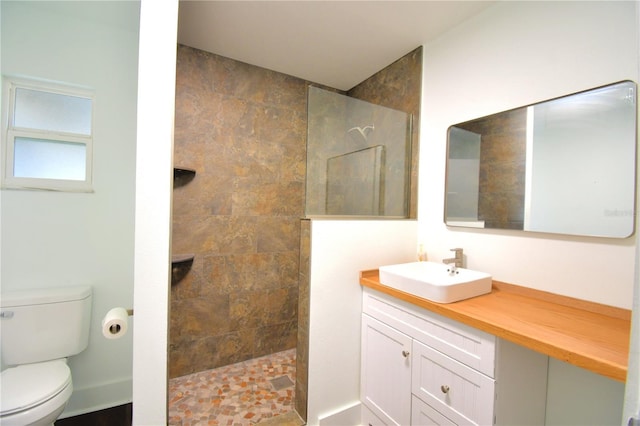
[1,359,72,416]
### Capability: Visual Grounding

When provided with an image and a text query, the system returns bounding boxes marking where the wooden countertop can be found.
[360,269,631,382]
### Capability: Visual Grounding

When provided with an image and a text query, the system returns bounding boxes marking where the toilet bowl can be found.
[0,359,73,426]
[0,285,91,425]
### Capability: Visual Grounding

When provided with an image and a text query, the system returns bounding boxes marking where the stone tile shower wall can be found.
[170,45,307,378]
[348,47,422,219]
[295,219,310,421]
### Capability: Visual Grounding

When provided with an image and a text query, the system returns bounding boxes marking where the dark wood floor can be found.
[55,404,132,426]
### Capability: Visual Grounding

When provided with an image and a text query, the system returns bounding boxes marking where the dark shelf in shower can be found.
[173,167,196,187]
[172,167,196,284]
[171,254,194,285]
[172,254,195,264]
[173,167,196,178]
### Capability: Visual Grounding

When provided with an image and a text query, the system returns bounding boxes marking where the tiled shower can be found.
[170,44,422,420]
[171,45,306,377]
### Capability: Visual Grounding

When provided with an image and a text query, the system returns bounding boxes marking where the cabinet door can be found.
[412,340,495,425]
[361,314,412,426]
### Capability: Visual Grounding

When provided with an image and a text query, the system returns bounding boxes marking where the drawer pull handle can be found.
[441,385,450,394]
[402,350,410,358]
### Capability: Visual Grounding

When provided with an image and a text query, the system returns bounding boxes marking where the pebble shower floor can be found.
[168,349,301,425]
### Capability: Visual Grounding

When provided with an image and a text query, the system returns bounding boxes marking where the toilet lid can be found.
[0,359,72,416]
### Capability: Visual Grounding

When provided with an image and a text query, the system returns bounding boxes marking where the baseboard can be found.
[59,378,133,419]
[318,401,362,426]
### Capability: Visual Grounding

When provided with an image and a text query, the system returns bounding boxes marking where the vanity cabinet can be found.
[361,314,412,425]
[361,288,548,426]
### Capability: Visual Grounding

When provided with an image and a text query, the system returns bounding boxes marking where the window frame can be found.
[2,77,95,192]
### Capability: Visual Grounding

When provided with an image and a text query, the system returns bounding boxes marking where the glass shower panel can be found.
[306,86,411,217]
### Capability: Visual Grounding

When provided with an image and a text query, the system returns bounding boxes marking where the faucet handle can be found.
[446,248,464,268]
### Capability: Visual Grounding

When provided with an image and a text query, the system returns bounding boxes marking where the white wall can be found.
[132,0,178,424]
[419,1,637,424]
[307,219,418,425]
[0,1,140,416]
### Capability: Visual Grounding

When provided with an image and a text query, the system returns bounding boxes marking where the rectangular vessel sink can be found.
[378,261,492,303]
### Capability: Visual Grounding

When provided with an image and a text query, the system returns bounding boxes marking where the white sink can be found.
[378,261,492,303]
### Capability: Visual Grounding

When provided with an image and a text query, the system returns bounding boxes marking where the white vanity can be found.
[359,269,631,426]
[361,287,548,425]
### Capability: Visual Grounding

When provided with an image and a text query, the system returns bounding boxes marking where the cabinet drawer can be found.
[411,395,456,426]
[363,288,496,376]
[362,403,389,426]
[412,340,495,426]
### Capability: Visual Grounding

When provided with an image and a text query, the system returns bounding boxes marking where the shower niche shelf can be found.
[172,166,197,284]
[172,254,195,264]
[171,254,194,284]
[173,166,196,187]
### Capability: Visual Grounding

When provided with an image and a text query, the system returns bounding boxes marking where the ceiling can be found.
[177,1,495,91]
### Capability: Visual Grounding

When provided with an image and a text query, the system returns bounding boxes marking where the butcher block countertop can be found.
[360,269,631,382]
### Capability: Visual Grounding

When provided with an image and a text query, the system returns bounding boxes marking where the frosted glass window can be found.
[14,137,86,180]
[2,78,94,191]
[13,88,92,135]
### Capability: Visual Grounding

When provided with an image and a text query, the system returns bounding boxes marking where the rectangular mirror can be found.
[445,81,637,238]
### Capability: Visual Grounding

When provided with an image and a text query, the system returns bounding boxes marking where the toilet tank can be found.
[1,286,92,366]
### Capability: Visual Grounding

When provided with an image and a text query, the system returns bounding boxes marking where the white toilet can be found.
[0,286,92,426]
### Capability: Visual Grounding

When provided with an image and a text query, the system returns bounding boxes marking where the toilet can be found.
[0,286,92,426]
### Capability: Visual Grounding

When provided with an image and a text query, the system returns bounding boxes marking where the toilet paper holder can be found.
[102,307,134,339]
[107,309,133,334]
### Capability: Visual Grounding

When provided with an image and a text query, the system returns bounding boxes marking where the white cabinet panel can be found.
[363,289,496,376]
[412,340,495,426]
[362,403,389,426]
[361,288,547,426]
[361,314,412,425]
[411,396,457,426]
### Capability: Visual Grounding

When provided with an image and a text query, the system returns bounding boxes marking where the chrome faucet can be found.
[443,248,464,271]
